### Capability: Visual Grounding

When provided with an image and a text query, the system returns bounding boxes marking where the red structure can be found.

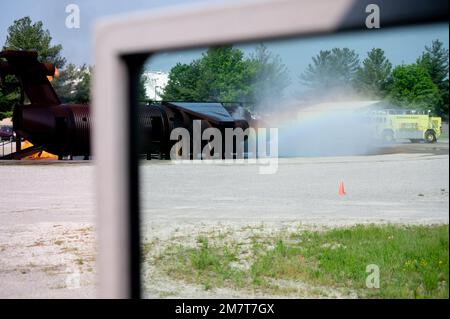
[0,50,249,160]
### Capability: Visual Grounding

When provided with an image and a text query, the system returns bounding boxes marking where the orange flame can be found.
[47,67,59,82]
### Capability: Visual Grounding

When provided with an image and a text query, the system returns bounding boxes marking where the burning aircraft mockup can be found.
[0,50,249,160]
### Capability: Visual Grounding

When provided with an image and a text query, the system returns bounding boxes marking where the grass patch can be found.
[151,224,448,298]
[253,224,448,298]
[159,236,247,290]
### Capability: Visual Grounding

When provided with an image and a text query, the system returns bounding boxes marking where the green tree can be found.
[299,48,360,95]
[162,61,202,101]
[163,46,256,103]
[355,48,392,98]
[73,65,91,104]
[249,44,290,109]
[417,39,449,118]
[162,45,290,110]
[0,90,16,120]
[52,63,77,103]
[387,64,440,112]
[0,70,22,119]
[1,16,66,117]
[3,16,66,68]
[0,74,21,119]
[195,46,256,102]
[52,64,91,104]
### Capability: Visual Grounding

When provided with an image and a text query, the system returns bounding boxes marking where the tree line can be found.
[163,42,448,119]
[0,16,449,121]
[0,17,91,120]
[300,44,448,118]
[162,44,290,111]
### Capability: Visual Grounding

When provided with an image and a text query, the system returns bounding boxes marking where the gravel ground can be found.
[139,151,448,298]
[140,153,449,225]
[0,163,96,298]
[0,147,448,298]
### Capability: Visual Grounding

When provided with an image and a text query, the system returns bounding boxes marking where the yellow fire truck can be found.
[372,109,442,143]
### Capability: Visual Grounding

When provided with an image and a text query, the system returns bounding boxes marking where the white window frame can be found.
[92,0,447,298]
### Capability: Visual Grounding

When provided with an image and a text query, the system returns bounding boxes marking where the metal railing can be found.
[0,139,15,158]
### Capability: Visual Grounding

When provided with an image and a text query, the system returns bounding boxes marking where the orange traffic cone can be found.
[339,181,346,196]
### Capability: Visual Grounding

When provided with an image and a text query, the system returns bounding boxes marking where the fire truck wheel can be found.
[425,130,437,143]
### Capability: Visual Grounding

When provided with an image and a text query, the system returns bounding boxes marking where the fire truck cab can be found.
[372,109,442,143]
